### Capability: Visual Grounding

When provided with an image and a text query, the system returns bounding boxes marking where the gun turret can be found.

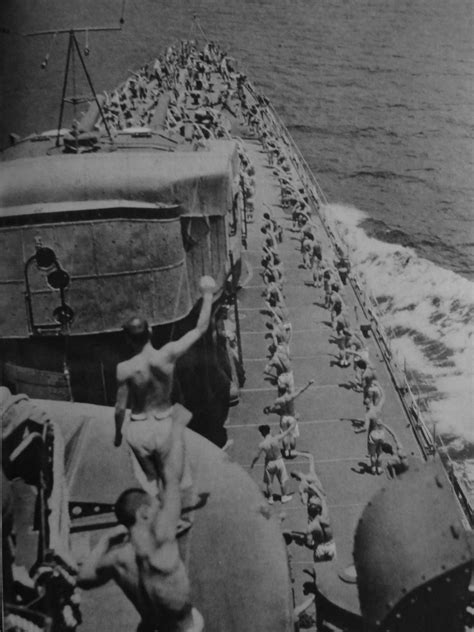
[354,459,473,631]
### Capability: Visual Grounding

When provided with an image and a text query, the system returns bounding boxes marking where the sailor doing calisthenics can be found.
[363,376,386,426]
[250,424,294,504]
[77,488,204,632]
[345,347,373,390]
[365,412,403,476]
[341,329,366,371]
[328,285,347,330]
[290,452,326,507]
[114,276,216,504]
[264,379,314,418]
[351,371,385,434]
[264,343,292,380]
[288,453,336,562]
[333,322,352,367]
[279,413,299,459]
[262,212,283,243]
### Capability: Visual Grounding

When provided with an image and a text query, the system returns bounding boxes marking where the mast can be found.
[23,1,127,147]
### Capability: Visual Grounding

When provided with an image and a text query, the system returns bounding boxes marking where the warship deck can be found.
[227,137,425,627]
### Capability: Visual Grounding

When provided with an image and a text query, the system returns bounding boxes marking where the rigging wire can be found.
[71,35,77,123]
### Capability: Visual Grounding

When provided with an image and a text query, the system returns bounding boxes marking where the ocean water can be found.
[1,0,472,459]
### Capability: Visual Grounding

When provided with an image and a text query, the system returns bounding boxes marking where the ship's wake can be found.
[323,203,474,460]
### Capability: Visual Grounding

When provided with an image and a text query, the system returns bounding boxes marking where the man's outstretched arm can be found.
[162,276,216,361]
[275,424,295,442]
[288,380,314,403]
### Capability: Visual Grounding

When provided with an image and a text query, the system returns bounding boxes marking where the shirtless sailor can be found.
[329,288,346,330]
[305,491,336,562]
[267,319,292,350]
[346,347,373,390]
[114,276,216,504]
[365,378,385,411]
[263,380,314,418]
[287,455,335,561]
[264,343,292,381]
[354,374,385,433]
[279,413,299,458]
[364,378,386,426]
[77,487,204,632]
[290,452,325,506]
[366,413,401,475]
[250,424,294,504]
[301,234,314,270]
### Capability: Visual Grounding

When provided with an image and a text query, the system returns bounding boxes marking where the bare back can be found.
[368,383,384,408]
[260,436,281,464]
[105,543,155,622]
[120,344,175,416]
[108,540,192,630]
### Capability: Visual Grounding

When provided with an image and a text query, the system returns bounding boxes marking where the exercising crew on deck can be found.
[77,488,204,632]
[114,276,216,505]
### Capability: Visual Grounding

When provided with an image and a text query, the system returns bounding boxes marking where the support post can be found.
[72,33,114,142]
[56,31,73,147]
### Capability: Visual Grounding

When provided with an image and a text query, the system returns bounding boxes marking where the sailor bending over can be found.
[78,488,204,632]
[114,277,216,505]
[290,452,325,506]
[287,454,335,562]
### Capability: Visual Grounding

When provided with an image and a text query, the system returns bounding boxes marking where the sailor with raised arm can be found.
[264,379,314,418]
[250,424,294,504]
[77,487,204,631]
[114,276,216,504]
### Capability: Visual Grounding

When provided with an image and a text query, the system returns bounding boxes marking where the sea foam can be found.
[322,203,474,455]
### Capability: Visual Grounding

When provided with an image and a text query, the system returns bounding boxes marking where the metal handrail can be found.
[245,81,329,205]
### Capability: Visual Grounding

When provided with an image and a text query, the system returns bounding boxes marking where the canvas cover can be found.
[0,142,239,337]
[0,142,237,217]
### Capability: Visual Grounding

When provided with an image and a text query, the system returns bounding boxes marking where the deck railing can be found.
[244,79,439,461]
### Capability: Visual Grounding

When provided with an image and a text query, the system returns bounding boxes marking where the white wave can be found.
[323,203,474,449]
